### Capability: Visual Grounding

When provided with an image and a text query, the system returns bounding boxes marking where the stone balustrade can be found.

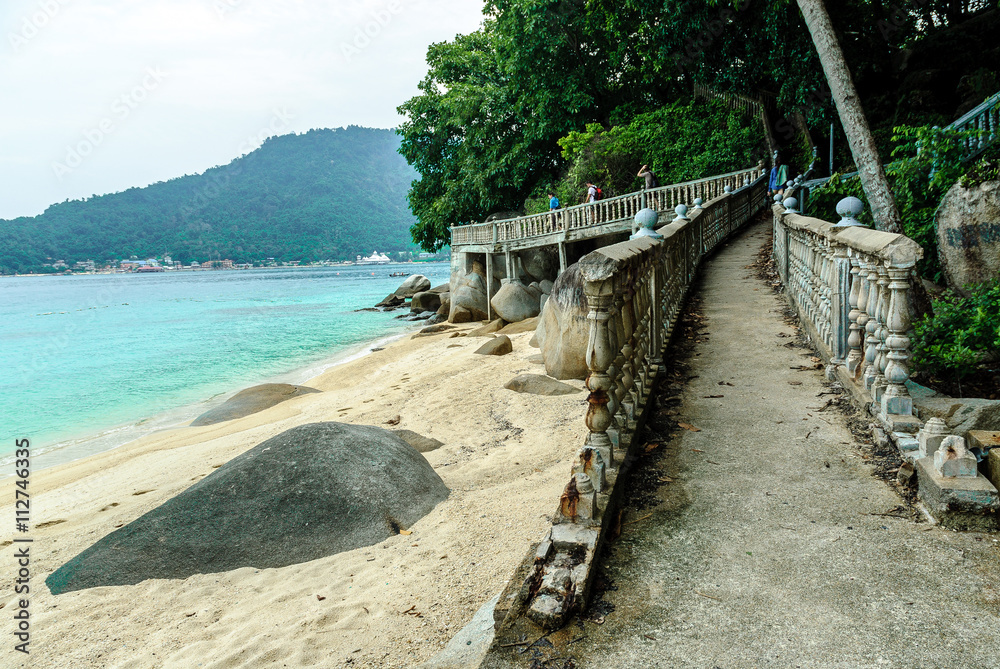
[494,171,768,633]
[450,166,764,248]
[771,197,924,428]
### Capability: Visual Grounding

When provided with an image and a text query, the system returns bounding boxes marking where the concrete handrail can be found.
[771,199,923,423]
[450,165,764,248]
[510,172,768,630]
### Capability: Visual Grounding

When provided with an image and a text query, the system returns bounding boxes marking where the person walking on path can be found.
[769,157,789,197]
[637,164,658,190]
[548,192,560,228]
[582,182,600,224]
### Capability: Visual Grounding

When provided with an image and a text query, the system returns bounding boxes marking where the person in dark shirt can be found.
[637,164,658,189]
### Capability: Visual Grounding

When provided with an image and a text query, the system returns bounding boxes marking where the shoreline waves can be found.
[4,328,412,477]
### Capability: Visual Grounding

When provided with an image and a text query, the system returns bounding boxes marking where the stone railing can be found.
[694,83,765,118]
[492,171,768,634]
[450,165,763,248]
[771,195,923,430]
[949,90,1000,162]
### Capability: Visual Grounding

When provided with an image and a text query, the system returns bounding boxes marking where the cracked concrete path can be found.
[483,219,1000,669]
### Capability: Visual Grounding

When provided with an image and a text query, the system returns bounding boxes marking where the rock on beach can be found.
[45,422,449,595]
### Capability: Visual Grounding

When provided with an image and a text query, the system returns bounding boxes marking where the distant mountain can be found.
[0,126,421,273]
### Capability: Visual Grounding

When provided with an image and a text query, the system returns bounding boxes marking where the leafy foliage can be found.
[524,99,761,214]
[912,279,1000,383]
[399,0,1000,251]
[0,127,419,273]
[807,124,990,281]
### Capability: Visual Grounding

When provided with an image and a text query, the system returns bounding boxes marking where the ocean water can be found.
[0,263,450,471]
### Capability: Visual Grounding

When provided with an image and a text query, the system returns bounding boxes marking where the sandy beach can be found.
[1,322,587,668]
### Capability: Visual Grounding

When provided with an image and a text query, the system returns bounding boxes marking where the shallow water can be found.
[0,263,450,471]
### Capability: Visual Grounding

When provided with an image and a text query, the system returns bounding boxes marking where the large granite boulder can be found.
[475,335,513,356]
[491,282,541,323]
[537,264,589,380]
[45,422,448,595]
[430,283,450,293]
[436,292,451,316]
[936,179,1000,290]
[450,269,490,322]
[395,274,431,298]
[520,248,558,283]
[191,384,320,426]
[411,291,442,313]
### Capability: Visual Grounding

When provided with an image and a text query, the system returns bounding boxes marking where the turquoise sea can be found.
[0,262,450,472]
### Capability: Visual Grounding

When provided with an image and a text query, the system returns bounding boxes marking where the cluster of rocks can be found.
[376,274,451,324]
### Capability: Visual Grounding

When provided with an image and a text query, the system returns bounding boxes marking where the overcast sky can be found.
[0,0,485,219]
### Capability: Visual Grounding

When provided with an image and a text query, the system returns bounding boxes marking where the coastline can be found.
[4,325,416,477]
[0,318,588,669]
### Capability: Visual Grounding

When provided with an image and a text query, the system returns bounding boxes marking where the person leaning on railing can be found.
[549,192,560,227]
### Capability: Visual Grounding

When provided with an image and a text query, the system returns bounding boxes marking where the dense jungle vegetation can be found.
[397,0,999,252]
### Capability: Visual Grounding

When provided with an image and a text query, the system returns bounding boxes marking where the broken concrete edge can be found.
[788,298,1000,531]
[418,593,501,669]
[914,457,1000,532]
[487,381,654,643]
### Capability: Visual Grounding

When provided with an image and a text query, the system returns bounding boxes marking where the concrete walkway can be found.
[484,219,1000,669]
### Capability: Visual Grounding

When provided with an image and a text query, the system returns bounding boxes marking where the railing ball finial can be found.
[631,207,663,240]
[773,193,783,203]
[782,197,799,213]
[693,197,704,210]
[832,196,866,228]
[724,185,733,194]
[673,204,690,222]
[786,180,795,189]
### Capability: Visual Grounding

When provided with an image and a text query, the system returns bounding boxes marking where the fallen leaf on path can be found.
[679,423,701,432]
[644,442,660,452]
[703,394,724,398]
[788,381,802,385]
[399,529,412,535]
[385,415,401,425]
[691,448,705,452]
[317,595,326,601]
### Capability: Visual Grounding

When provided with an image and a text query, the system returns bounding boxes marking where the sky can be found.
[0,0,485,220]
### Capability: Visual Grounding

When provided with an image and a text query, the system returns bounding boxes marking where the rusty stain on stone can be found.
[560,476,580,520]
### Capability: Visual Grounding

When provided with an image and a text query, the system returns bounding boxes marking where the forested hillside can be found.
[0,126,419,273]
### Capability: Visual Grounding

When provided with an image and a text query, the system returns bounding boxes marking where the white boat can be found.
[357,251,391,265]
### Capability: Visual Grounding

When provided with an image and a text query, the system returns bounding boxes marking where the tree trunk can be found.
[796,0,903,234]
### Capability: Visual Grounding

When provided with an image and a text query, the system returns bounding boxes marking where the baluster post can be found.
[863,259,881,389]
[583,278,616,466]
[846,254,865,374]
[881,265,915,417]
[871,265,891,402]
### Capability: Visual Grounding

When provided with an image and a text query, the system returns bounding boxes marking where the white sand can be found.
[0,324,587,668]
